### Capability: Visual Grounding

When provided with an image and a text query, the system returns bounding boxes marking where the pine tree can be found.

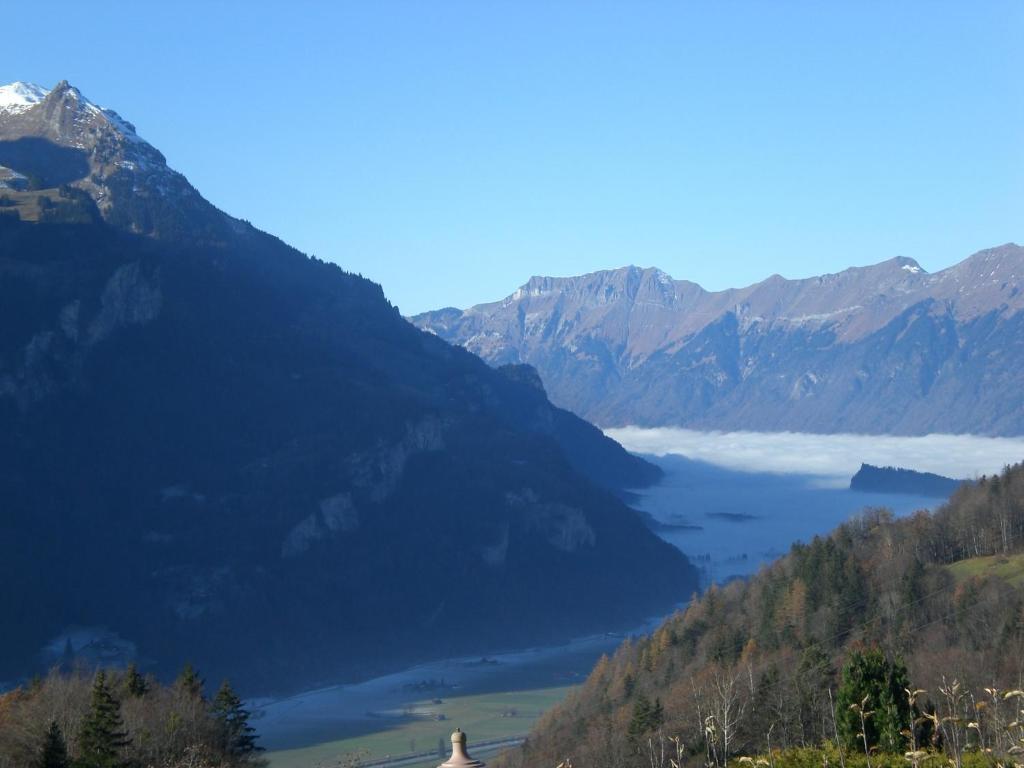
[210,679,261,758]
[836,648,911,754]
[124,663,149,698]
[177,662,204,699]
[627,694,664,749]
[77,671,129,768]
[622,664,636,699]
[35,720,69,768]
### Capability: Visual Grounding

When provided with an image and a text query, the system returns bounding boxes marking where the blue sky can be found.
[6,1,1022,313]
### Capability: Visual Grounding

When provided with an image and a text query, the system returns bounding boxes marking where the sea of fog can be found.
[608,428,1024,583]
[257,429,1024,752]
[606,428,1024,487]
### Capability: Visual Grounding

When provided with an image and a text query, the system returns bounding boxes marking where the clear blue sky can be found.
[6,1,1022,314]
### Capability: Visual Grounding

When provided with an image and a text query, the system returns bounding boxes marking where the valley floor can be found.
[254,614,672,759]
[264,687,566,768]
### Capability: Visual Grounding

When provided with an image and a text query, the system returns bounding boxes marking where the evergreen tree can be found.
[210,679,261,758]
[123,663,149,698]
[177,662,204,699]
[836,648,911,754]
[35,720,69,768]
[627,694,664,749]
[77,671,129,768]
[622,670,636,699]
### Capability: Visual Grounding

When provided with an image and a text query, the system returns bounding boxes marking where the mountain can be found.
[0,82,695,692]
[412,248,1024,435]
[850,464,964,498]
[0,80,234,239]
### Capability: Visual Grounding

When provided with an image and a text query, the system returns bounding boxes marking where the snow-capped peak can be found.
[47,80,104,117]
[0,80,146,145]
[0,81,50,114]
[0,79,227,239]
[50,81,145,142]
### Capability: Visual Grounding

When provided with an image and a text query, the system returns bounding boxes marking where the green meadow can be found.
[264,685,574,768]
[947,551,1024,587]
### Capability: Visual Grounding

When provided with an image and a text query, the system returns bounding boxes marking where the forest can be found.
[497,463,1024,768]
[0,665,263,768]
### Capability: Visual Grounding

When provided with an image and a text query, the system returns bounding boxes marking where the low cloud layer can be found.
[606,427,1024,485]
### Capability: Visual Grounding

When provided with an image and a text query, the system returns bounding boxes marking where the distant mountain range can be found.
[0,82,695,692]
[412,246,1024,435]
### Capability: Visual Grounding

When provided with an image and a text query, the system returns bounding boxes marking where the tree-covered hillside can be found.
[498,463,1024,768]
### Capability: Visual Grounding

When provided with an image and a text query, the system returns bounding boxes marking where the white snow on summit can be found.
[0,81,49,114]
[0,80,147,144]
[97,106,145,144]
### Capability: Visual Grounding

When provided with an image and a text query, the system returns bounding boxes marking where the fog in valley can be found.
[614,428,1024,582]
[256,429,1024,749]
[607,428,1024,486]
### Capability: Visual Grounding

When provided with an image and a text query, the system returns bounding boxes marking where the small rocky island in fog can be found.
[850,463,964,498]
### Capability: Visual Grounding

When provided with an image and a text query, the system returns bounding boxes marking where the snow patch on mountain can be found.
[0,81,147,144]
[0,82,49,114]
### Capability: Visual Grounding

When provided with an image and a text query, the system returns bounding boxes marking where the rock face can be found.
[412,248,1024,435]
[0,80,235,239]
[0,82,695,692]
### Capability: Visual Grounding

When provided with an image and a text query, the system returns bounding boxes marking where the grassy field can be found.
[947,552,1024,587]
[264,685,574,768]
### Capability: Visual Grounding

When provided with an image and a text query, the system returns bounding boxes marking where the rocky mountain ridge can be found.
[412,245,1024,435]
[0,80,242,240]
[0,81,694,692]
